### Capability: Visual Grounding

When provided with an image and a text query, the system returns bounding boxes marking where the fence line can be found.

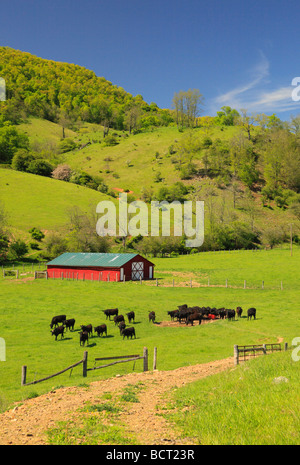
[21,347,152,386]
[234,342,288,365]
[2,264,287,290]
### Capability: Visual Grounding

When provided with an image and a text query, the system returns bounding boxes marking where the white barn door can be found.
[131,262,144,280]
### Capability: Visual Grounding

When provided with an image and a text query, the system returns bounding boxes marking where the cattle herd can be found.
[49,309,141,346]
[168,304,257,326]
[49,305,256,345]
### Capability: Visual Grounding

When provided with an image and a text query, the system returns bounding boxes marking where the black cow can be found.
[168,310,179,321]
[103,308,118,320]
[218,308,227,319]
[186,313,202,326]
[50,314,66,329]
[236,307,243,318]
[149,311,155,323]
[247,308,256,320]
[126,311,135,323]
[118,321,126,334]
[94,324,107,337]
[226,309,236,321]
[114,314,125,326]
[177,308,193,323]
[51,325,65,340]
[121,327,136,340]
[80,324,93,336]
[79,331,89,346]
[63,318,75,331]
[178,304,188,311]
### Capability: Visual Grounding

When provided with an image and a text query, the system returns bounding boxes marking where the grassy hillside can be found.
[0,167,112,235]
[11,118,298,247]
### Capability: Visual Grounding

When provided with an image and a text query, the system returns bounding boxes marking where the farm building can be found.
[46,252,155,282]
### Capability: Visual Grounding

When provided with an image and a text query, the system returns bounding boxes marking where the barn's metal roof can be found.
[47,252,142,268]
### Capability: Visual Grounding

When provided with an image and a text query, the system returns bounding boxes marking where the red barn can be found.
[46,252,155,282]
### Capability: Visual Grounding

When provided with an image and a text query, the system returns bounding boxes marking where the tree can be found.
[238,109,256,140]
[172,89,203,129]
[216,106,239,126]
[124,105,143,134]
[66,206,111,253]
[9,239,28,259]
[29,227,45,241]
[27,159,53,177]
[51,164,72,181]
[11,149,35,172]
[0,123,29,163]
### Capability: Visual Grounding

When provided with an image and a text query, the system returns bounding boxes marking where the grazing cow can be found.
[226,309,236,321]
[177,308,193,323]
[149,311,155,323]
[94,324,107,337]
[80,324,93,336]
[178,304,188,312]
[186,313,202,326]
[114,314,125,326]
[103,308,118,320]
[121,327,136,340]
[118,321,126,334]
[79,331,89,346]
[218,308,226,319]
[247,307,256,320]
[168,310,179,321]
[50,314,66,329]
[51,325,65,341]
[236,307,243,318]
[126,311,135,323]
[63,318,75,331]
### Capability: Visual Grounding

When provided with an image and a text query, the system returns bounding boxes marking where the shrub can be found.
[52,164,72,181]
[58,138,77,154]
[11,149,35,172]
[9,239,28,259]
[27,159,53,177]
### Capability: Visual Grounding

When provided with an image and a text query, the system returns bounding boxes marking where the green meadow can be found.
[0,167,112,235]
[0,247,299,413]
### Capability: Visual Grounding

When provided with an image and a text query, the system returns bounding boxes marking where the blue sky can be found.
[0,0,300,120]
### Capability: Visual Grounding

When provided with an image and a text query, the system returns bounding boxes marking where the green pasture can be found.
[168,350,300,445]
[0,248,299,412]
[153,246,300,290]
[0,167,111,234]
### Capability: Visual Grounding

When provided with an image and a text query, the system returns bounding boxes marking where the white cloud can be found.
[210,52,299,117]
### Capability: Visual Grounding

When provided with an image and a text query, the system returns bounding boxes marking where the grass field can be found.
[0,167,112,234]
[0,247,299,414]
[168,350,300,445]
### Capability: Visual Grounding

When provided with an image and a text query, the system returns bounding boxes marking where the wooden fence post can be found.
[153,347,157,370]
[234,345,239,366]
[284,342,288,351]
[143,347,148,372]
[21,365,27,386]
[82,351,88,377]
[262,344,267,355]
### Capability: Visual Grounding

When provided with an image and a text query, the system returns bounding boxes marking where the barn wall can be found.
[47,266,120,282]
[123,255,154,281]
